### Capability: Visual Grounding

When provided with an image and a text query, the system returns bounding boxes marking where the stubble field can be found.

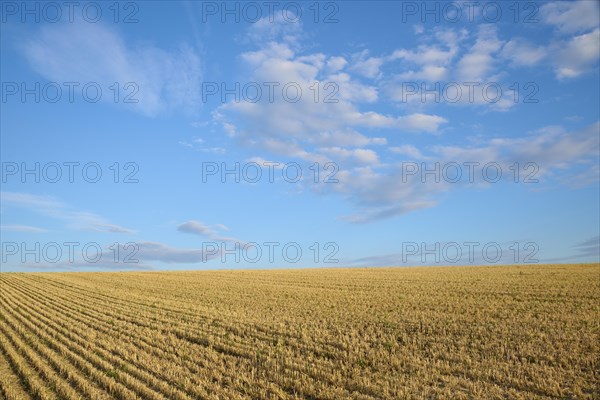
[0,264,598,399]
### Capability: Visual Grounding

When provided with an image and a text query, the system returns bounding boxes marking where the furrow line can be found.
[2,278,226,400]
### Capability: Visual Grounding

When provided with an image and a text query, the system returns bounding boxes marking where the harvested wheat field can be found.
[0,264,598,399]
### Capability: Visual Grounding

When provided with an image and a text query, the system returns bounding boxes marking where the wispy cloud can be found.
[540,1,600,34]
[456,24,504,82]
[338,122,599,223]
[211,11,599,224]
[0,192,135,233]
[22,21,203,117]
[0,224,47,233]
[92,223,137,234]
[544,236,600,263]
[572,236,600,259]
[349,50,384,79]
[179,137,227,154]
[16,260,155,271]
[177,220,239,242]
[347,240,543,266]
[552,28,600,79]
[137,241,219,264]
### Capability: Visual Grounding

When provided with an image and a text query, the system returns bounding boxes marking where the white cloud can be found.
[92,223,136,234]
[507,122,600,171]
[326,56,348,73]
[571,236,600,259]
[137,241,217,263]
[384,26,517,111]
[16,238,234,268]
[179,137,227,154]
[388,28,465,70]
[177,220,238,242]
[308,129,387,148]
[244,10,303,46]
[16,260,155,271]
[429,122,600,182]
[349,50,384,79]
[347,240,546,266]
[546,235,600,263]
[564,164,600,188]
[318,147,380,165]
[211,13,599,224]
[245,157,286,175]
[0,224,47,233]
[0,192,135,233]
[541,1,600,34]
[500,39,547,67]
[241,41,296,65]
[217,53,445,154]
[209,15,457,223]
[338,122,599,223]
[347,111,447,132]
[456,24,504,82]
[340,200,437,224]
[23,21,202,117]
[390,44,456,67]
[390,145,426,160]
[396,65,449,81]
[397,113,448,132]
[177,220,216,236]
[385,29,462,96]
[328,72,379,103]
[553,29,600,79]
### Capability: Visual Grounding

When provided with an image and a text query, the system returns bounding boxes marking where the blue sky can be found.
[1,0,599,271]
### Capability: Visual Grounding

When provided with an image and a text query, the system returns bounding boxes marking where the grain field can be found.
[0,264,598,399]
